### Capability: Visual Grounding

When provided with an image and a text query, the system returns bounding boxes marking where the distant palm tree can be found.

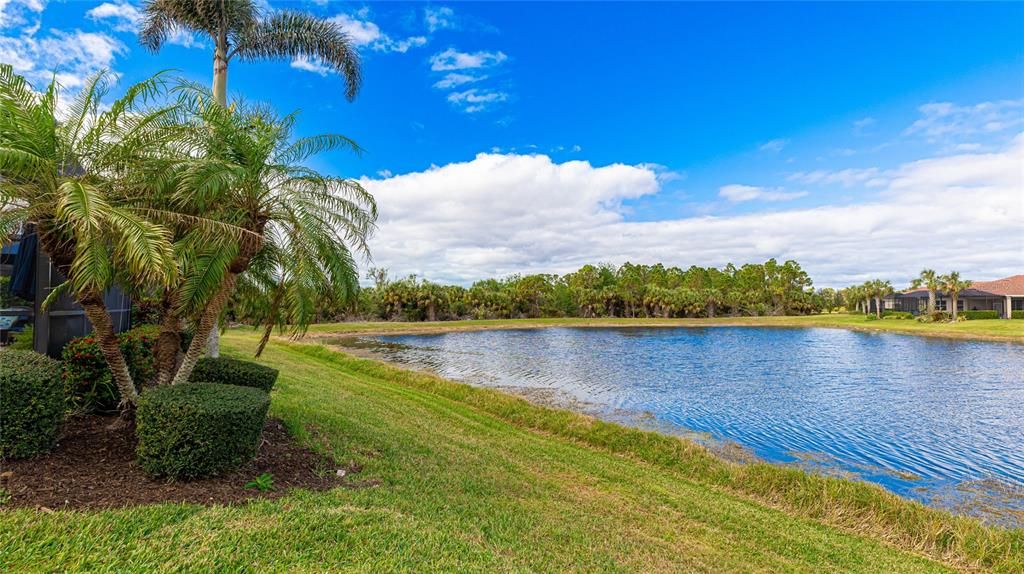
[867,279,893,319]
[140,0,361,107]
[911,269,941,314]
[939,272,972,321]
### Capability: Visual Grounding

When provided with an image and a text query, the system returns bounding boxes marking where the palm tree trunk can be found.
[80,292,138,407]
[212,36,229,107]
[950,294,958,321]
[255,282,285,358]
[875,296,882,318]
[254,321,274,358]
[154,298,182,385]
[928,290,936,315]
[171,272,237,385]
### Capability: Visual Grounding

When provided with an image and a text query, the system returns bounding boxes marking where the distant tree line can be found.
[334,259,837,322]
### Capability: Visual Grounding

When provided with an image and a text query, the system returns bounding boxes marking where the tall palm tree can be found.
[911,269,941,315]
[939,272,972,321]
[140,0,362,108]
[163,94,375,385]
[0,66,179,407]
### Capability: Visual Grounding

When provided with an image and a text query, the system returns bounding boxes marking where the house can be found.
[884,274,1024,318]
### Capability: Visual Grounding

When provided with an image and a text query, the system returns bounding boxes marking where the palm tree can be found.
[939,272,972,321]
[0,66,179,407]
[235,218,361,358]
[164,94,375,385]
[140,0,361,108]
[140,0,363,355]
[911,269,941,315]
[868,279,894,319]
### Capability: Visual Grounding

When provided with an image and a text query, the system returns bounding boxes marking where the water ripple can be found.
[346,326,1024,525]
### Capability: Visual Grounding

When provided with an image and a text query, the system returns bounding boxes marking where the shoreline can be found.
[306,315,1024,344]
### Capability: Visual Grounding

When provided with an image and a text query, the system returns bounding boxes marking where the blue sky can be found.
[2,1,1022,286]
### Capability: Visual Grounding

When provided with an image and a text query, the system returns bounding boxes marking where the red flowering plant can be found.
[62,326,158,413]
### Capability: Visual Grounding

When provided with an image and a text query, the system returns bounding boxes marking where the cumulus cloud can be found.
[360,136,1024,287]
[329,13,425,53]
[719,184,807,203]
[430,47,507,71]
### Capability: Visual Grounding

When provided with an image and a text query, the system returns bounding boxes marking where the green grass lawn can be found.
[307,314,1024,343]
[2,331,1021,572]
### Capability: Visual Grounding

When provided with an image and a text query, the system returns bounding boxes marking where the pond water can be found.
[337,326,1024,525]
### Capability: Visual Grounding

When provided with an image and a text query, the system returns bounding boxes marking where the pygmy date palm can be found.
[0,66,178,407]
[164,92,375,385]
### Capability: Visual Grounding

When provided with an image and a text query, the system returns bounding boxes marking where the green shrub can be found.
[961,310,999,320]
[189,356,279,393]
[0,349,64,459]
[62,326,156,412]
[1013,310,1024,320]
[881,311,913,320]
[136,383,270,478]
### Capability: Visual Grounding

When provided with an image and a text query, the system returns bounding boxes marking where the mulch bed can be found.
[1,416,363,510]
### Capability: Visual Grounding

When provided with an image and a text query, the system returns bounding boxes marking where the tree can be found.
[159,94,375,385]
[141,0,363,355]
[141,0,361,107]
[867,279,894,318]
[910,269,941,315]
[0,67,179,408]
[939,272,971,321]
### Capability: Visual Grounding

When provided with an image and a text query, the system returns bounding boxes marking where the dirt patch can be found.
[0,416,365,510]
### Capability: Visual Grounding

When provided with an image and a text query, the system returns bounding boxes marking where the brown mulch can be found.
[0,416,363,510]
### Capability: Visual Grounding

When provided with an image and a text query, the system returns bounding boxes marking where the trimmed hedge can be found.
[0,349,64,459]
[1013,310,1024,320]
[62,326,156,412]
[881,311,913,320]
[962,310,999,320]
[189,357,279,393]
[136,383,270,478]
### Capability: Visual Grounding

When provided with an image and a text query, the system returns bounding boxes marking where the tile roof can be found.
[970,274,1024,296]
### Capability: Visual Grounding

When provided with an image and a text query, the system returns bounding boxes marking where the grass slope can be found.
[307,315,1024,343]
[1,331,1019,572]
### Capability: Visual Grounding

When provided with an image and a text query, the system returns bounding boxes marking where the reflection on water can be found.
[336,326,1024,526]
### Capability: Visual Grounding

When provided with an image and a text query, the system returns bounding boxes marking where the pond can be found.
[336,326,1024,525]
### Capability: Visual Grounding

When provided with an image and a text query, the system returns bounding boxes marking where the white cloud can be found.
[430,47,507,71]
[433,72,484,89]
[0,28,126,88]
[905,99,1024,141]
[328,13,426,54]
[787,167,887,188]
[719,184,807,203]
[759,138,788,152]
[290,56,331,76]
[0,0,45,29]
[360,135,1024,287]
[447,88,508,113]
[424,6,456,33]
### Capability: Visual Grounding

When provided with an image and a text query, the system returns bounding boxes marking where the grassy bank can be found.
[2,332,1020,572]
[307,314,1024,343]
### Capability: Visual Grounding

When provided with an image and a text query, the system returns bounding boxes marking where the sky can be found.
[1,0,1022,288]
